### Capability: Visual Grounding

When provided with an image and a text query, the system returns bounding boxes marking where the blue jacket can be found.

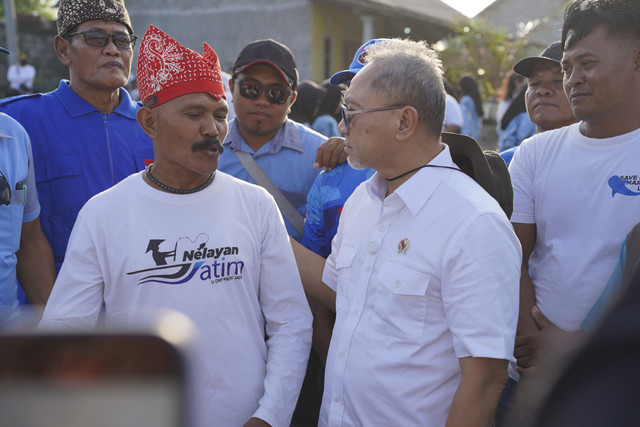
[0,81,154,269]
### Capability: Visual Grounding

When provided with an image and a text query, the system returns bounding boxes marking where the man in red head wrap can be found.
[39,26,312,427]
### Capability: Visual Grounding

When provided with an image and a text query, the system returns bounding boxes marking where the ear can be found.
[136,107,158,138]
[395,106,419,141]
[54,35,71,66]
[228,78,234,93]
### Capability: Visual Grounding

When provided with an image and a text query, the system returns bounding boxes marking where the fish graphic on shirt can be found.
[608,176,640,197]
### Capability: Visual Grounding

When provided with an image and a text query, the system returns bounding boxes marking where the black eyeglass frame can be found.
[340,105,405,130]
[234,79,294,105]
[65,31,138,49]
[0,170,11,206]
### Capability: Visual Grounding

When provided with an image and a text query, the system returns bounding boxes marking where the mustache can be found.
[192,138,224,154]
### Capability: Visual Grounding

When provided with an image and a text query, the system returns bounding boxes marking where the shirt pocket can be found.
[4,203,23,252]
[374,262,431,342]
[38,155,82,181]
[334,244,357,313]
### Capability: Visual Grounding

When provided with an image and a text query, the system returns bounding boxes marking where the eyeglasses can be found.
[0,170,11,206]
[66,31,138,49]
[341,105,405,130]
[235,80,293,105]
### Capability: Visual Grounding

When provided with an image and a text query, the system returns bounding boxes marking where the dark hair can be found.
[498,71,525,102]
[443,78,459,101]
[500,84,527,130]
[562,0,640,49]
[458,74,484,116]
[288,80,325,125]
[318,79,343,119]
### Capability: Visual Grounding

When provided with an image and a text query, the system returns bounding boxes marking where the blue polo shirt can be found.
[0,114,39,326]
[302,163,374,257]
[0,80,154,270]
[219,118,325,241]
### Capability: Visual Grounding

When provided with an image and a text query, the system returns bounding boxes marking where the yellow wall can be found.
[310,3,363,82]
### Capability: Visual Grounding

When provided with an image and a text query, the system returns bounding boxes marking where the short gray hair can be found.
[364,38,445,137]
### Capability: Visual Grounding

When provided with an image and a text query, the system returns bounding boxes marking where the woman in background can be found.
[458,73,484,139]
[496,71,526,136]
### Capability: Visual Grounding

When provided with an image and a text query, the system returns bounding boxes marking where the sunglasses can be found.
[341,105,405,130]
[0,170,11,206]
[235,80,293,105]
[66,31,138,49]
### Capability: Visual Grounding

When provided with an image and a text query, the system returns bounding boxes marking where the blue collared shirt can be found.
[219,118,325,241]
[0,80,154,269]
[0,113,39,325]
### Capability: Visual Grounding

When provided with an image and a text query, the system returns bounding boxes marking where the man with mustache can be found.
[0,0,153,278]
[508,0,640,395]
[39,26,312,427]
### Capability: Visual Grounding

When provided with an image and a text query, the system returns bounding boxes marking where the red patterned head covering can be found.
[136,25,225,108]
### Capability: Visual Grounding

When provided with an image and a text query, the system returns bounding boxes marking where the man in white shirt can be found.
[39,25,312,427]
[6,53,36,95]
[510,0,640,375]
[294,38,521,426]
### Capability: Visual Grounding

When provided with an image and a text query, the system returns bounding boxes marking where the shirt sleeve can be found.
[441,212,522,360]
[22,132,40,222]
[302,173,330,257]
[38,212,105,331]
[253,193,313,427]
[509,136,537,224]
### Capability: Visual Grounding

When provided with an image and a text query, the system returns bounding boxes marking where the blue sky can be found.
[441,0,497,18]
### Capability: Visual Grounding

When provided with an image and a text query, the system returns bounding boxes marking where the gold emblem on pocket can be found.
[397,238,410,254]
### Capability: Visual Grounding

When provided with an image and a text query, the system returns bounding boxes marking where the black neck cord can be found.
[386,164,461,181]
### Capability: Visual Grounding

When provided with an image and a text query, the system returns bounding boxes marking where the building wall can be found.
[126,0,315,79]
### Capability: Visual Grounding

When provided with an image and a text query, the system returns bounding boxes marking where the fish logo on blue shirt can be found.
[608,176,640,197]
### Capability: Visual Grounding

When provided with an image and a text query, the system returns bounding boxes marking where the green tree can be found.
[436,18,540,100]
[1,0,56,19]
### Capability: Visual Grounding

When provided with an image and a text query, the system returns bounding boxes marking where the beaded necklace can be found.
[145,164,215,194]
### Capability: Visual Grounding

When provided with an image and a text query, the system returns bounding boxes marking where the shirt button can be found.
[377,226,385,233]
[395,280,401,288]
[365,265,372,273]
[338,352,345,359]
[367,241,378,254]
[352,309,359,315]
[333,395,340,403]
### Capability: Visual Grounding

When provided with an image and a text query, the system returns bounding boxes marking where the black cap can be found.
[232,39,298,88]
[513,41,562,78]
[0,47,9,55]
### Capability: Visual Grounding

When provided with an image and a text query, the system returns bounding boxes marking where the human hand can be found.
[243,417,271,427]
[513,305,563,375]
[514,305,570,376]
[314,137,347,170]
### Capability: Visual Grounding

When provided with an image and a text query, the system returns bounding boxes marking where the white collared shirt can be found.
[320,145,521,426]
